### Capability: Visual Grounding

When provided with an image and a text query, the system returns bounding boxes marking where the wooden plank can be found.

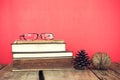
[12,68,73,71]
[0,71,39,80]
[0,65,4,69]
[0,64,39,80]
[0,63,119,80]
[0,65,7,70]
[17,71,39,80]
[0,64,12,78]
[24,71,39,80]
[91,70,120,80]
[110,62,120,74]
[0,71,25,80]
[43,70,99,80]
[109,70,120,79]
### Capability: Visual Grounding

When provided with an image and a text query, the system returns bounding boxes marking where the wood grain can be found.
[110,62,120,74]
[43,70,99,80]
[0,64,12,78]
[0,71,39,80]
[0,65,4,69]
[12,57,73,71]
[91,69,120,80]
[0,65,39,80]
[0,63,120,80]
[0,65,7,70]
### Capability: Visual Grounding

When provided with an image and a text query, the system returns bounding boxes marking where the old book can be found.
[12,43,66,52]
[14,40,65,44]
[12,57,73,71]
[13,52,73,58]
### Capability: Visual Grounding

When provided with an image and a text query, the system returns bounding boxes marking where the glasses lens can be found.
[40,33,54,40]
[19,33,38,40]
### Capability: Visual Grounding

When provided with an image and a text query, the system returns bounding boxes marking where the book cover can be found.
[12,57,73,71]
[12,43,66,52]
[13,40,65,44]
[13,52,73,58]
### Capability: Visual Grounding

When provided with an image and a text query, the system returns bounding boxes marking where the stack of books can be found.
[12,40,73,71]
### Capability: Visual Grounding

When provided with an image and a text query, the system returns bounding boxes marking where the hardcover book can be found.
[12,57,73,71]
[12,43,66,52]
[13,52,73,58]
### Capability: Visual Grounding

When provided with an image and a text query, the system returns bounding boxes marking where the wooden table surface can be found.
[0,63,120,80]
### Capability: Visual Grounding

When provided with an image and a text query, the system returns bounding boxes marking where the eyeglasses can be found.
[19,33,54,40]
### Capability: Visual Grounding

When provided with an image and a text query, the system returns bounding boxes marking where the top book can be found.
[13,40,65,44]
[12,40,66,52]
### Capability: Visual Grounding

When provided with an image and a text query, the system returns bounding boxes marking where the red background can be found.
[0,0,120,64]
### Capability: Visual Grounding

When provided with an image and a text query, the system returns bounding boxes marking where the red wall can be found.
[0,0,120,64]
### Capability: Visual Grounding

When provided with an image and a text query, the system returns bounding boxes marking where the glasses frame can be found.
[19,33,54,40]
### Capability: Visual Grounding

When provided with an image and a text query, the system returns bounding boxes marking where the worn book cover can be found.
[12,57,73,71]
